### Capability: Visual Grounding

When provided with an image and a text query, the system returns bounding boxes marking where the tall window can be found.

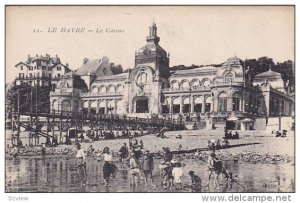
[232,93,241,111]
[57,66,61,71]
[205,97,212,112]
[233,98,240,111]
[219,93,228,111]
[225,73,234,83]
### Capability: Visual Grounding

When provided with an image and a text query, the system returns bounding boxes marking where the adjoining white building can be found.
[15,54,71,88]
[47,23,294,131]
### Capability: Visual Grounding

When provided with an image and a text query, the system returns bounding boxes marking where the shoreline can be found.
[6,131,295,166]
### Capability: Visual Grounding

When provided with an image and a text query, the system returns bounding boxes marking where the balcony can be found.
[50,91,74,96]
[212,81,245,87]
[80,91,124,97]
[16,76,51,80]
[162,86,211,93]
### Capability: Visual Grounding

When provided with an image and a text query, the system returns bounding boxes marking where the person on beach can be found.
[163,147,173,162]
[99,147,118,187]
[141,150,155,187]
[75,143,87,186]
[132,139,142,159]
[160,161,173,189]
[233,131,239,139]
[206,152,222,189]
[129,152,143,186]
[41,143,46,157]
[172,161,183,190]
[119,143,129,164]
[189,170,202,192]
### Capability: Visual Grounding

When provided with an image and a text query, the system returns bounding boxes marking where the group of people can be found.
[207,139,230,150]
[275,130,287,138]
[75,143,118,187]
[76,129,145,143]
[224,130,240,139]
[74,140,235,191]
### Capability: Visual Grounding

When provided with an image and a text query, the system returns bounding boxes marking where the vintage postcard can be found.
[5,5,295,194]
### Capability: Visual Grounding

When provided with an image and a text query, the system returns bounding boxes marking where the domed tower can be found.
[125,22,170,116]
[134,22,170,80]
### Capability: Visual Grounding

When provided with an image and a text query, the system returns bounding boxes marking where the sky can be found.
[5,6,294,83]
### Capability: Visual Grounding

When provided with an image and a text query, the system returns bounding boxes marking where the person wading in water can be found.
[75,143,87,186]
[99,147,118,187]
[206,152,223,190]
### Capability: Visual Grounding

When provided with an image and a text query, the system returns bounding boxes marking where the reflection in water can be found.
[5,156,294,193]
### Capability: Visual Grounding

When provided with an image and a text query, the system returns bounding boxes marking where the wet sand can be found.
[5,155,294,193]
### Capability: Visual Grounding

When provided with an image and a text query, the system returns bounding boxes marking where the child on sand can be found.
[189,170,202,192]
[172,161,183,190]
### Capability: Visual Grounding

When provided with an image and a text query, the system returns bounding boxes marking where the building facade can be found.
[15,54,71,88]
[49,23,294,130]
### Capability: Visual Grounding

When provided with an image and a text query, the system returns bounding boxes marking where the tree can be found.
[6,83,51,119]
[110,63,123,75]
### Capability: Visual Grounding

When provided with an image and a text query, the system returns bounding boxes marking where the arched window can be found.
[60,82,67,93]
[91,85,99,93]
[52,100,58,111]
[137,72,147,84]
[171,80,180,89]
[205,96,212,112]
[225,73,234,83]
[116,84,124,93]
[108,85,115,93]
[181,80,190,90]
[203,79,211,87]
[99,85,107,93]
[61,100,71,112]
[172,98,181,113]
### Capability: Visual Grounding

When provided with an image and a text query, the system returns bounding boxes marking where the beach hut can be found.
[241,118,254,130]
[226,115,239,130]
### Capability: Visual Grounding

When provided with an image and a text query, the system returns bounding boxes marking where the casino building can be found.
[49,23,294,130]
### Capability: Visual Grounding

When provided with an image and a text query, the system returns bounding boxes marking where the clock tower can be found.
[134,22,170,80]
[124,22,170,116]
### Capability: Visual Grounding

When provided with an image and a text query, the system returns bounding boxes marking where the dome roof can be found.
[137,43,167,58]
[254,69,282,78]
[215,56,244,78]
[224,56,242,66]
